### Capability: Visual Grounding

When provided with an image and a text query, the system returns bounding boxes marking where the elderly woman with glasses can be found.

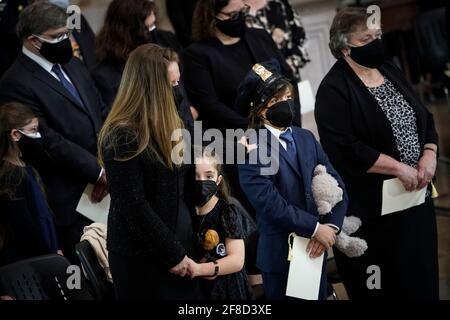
[315,7,439,299]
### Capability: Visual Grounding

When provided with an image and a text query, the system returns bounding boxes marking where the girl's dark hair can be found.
[96,0,156,63]
[192,0,230,42]
[0,102,35,199]
[215,160,230,201]
[195,147,230,201]
[248,80,293,129]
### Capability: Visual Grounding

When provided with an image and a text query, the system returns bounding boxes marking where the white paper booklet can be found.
[76,184,110,225]
[286,234,324,300]
[382,178,426,216]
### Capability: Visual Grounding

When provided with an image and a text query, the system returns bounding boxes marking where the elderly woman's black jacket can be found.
[315,58,438,220]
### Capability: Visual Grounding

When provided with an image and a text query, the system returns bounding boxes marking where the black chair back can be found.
[75,240,115,300]
[0,254,93,300]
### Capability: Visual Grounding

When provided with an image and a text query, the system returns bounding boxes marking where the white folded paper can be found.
[286,234,324,300]
[76,184,110,225]
[298,80,315,114]
[381,178,426,216]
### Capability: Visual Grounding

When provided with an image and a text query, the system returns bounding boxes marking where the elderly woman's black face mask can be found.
[348,38,385,69]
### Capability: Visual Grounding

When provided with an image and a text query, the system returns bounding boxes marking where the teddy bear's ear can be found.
[314,164,327,175]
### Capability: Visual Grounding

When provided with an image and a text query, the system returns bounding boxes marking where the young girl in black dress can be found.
[187,151,253,300]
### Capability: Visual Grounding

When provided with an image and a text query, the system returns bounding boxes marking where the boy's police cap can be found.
[236,59,290,113]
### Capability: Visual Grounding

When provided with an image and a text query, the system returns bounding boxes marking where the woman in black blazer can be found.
[184,0,299,131]
[92,0,186,110]
[98,44,201,300]
[315,8,439,299]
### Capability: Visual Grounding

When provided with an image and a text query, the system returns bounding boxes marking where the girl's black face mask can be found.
[349,38,385,69]
[194,180,218,207]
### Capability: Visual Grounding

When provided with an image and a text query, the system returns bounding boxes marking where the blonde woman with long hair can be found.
[98,44,201,300]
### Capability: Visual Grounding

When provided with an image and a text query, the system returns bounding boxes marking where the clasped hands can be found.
[307,224,337,260]
[169,256,216,280]
[397,150,436,191]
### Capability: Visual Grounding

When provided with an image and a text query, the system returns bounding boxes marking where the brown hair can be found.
[248,81,293,129]
[0,102,35,199]
[195,147,230,201]
[192,0,230,42]
[96,0,156,63]
[329,7,370,59]
[16,2,67,43]
[98,44,185,169]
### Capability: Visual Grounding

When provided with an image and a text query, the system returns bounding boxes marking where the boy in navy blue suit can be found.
[237,60,348,299]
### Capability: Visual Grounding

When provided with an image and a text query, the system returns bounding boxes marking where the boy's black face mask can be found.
[265,99,294,128]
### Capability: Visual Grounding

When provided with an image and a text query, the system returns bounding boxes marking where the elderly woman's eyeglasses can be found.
[355,30,383,45]
[219,4,250,21]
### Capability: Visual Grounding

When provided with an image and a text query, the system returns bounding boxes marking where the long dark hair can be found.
[96,0,156,63]
[0,102,35,199]
[192,0,230,42]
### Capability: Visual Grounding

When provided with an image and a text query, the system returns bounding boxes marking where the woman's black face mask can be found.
[215,11,247,38]
[172,85,184,110]
[349,38,385,69]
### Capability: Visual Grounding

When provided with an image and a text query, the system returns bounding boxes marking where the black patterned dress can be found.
[367,78,422,167]
[193,199,253,300]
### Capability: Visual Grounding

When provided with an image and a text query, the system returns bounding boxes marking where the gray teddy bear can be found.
[311,165,368,258]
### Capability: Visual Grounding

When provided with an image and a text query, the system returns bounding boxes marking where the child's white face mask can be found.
[18,130,42,140]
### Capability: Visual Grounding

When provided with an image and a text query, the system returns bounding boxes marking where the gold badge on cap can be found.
[253,64,272,82]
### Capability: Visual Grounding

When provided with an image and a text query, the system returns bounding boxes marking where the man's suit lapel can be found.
[263,128,302,179]
[292,129,313,195]
[63,61,97,121]
[20,54,91,117]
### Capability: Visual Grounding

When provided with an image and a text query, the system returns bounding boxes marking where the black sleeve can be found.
[166,0,193,47]
[104,135,186,269]
[315,82,381,178]
[220,205,244,240]
[91,68,117,113]
[183,48,248,129]
[385,60,439,147]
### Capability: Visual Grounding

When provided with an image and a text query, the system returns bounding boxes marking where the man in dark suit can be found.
[237,61,348,299]
[0,2,107,263]
[0,0,97,77]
